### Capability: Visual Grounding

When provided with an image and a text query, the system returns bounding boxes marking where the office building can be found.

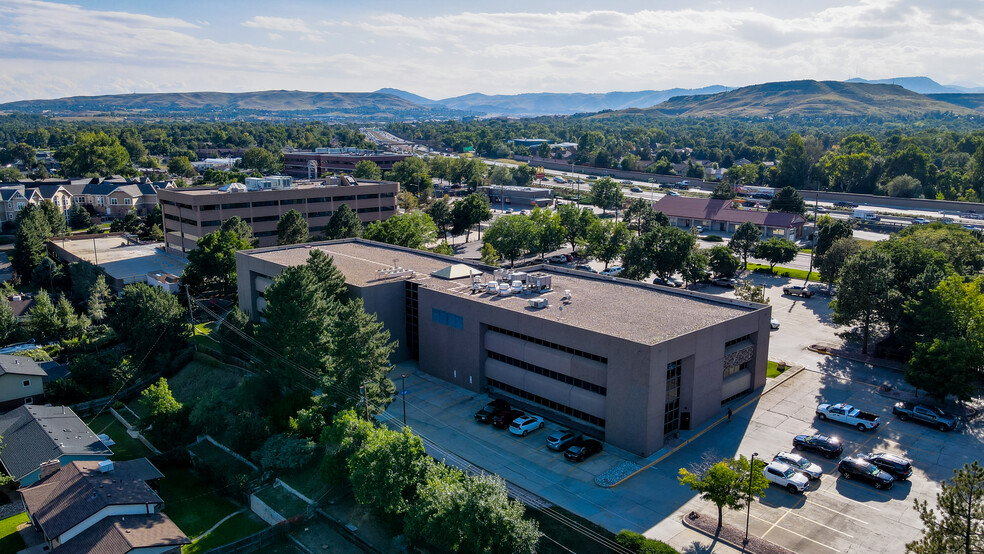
[283,148,410,179]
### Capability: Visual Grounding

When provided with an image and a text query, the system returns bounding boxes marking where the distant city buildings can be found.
[283,148,410,179]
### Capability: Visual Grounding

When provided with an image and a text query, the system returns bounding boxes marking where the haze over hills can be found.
[600,80,982,118]
[846,76,984,94]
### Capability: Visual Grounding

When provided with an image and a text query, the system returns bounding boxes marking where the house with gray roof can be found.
[0,354,47,411]
[0,405,112,486]
[19,458,189,552]
[0,185,31,224]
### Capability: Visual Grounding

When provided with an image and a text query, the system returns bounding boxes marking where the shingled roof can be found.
[0,354,47,377]
[53,513,190,554]
[0,405,112,481]
[653,196,806,228]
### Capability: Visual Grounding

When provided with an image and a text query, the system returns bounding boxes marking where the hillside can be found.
[843,76,984,94]
[927,93,984,112]
[0,90,471,121]
[610,80,980,118]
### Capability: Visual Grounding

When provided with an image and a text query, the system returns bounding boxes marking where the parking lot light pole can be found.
[745,452,758,545]
[401,373,409,426]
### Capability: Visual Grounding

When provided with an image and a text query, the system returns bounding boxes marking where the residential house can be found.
[0,405,112,486]
[0,355,47,411]
[20,458,189,552]
[654,196,807,239]
[0,186,31,224]
[26,184,73,219]
[62,178,173,218]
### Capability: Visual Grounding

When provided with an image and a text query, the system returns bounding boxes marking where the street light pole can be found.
[401,373,409,426]
[745,452,758,545]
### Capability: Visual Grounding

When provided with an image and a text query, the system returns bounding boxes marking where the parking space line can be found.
[803,498,870,525]
[784,510,854,537]
[750,512,841,552]
[810,489,882,511]
[873,436,941,458]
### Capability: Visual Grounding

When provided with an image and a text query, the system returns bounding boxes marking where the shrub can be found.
[615,530,679,554]
[252,433,317,470]
[19,348,53,362]
[702,234,724,242]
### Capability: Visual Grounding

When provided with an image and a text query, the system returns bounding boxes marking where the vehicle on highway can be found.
[680,180,689,186]
[620,180,633,185]
[782,285,814,298]
[631,187,642,192]
[491,409,525,429]
[763,461,810,493]
[859,452,913,480]
[793,433,843,458]
[586,175,598,180]
[892,402,957,431]
[816,402,881,431]
[837,457,895,489]
[770,318,780,329]
[509,415,545,436]
[834,201,859,208]
[564,439,603,462]
[546,430,581,451]
[667,191,681,196]
[711,277,739,288]
[554,176,566,183]
[773,452,823,480]
[852,208,881,221]
[911,218,931,224]
[547,254,569,264]
[653,276,684,287]
[475,399,510,423]
[814,206,828,213]
[600,266,624,276]
[574,264,598,273]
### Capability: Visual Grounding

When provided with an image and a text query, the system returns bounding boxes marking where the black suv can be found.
[491,409,525,429]
[838,457,895,489]
[793,434,843,458]
[859,452,912,480]
[565,439,603,462]
[475,399,510,423]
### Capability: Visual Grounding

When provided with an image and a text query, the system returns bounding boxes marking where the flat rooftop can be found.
[243,240,763,346]
[162,181,396,196]
[51,235,187,285]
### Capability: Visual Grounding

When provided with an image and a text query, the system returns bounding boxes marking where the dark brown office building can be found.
[236,239,772,456]
[159,177,399,254]
[283,149,411,179]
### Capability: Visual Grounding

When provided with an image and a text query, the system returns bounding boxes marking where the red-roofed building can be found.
[653,196,807,239]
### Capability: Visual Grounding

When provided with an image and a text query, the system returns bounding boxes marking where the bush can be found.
[19,348,53,362]
[615,530,679,554]
[702,234,723,242]
[252,433,317,470]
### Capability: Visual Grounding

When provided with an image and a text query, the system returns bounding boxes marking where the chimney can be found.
[39,459,60,480]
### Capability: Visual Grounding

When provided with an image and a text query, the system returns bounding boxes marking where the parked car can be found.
[509,415,545,436]
[547,254,569,264]
[892,402,957,431]
[475,399,510,423]
[574,264,598,273]
[859,452,913,480]
[491,409,525,429]
[546,430,581,451]
[711,277,739,288]
[763,461,810,493]
[653,276,684,287]
[600,266,624,276]
[770,318,780,329]
[773,452,823,480]
[792,433,843,458]
[816,402,880,431]
[782,285,814,298]
[838,457,895,489]
[564,439,603,462]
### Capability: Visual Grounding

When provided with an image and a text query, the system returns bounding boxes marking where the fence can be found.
[202,521,288,554]
[191,435,260,472]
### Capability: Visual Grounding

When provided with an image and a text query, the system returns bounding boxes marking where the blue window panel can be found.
[432,308,463,330]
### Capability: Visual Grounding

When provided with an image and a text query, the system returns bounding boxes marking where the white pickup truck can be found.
[763,461,810,494]
[816,402,881,431]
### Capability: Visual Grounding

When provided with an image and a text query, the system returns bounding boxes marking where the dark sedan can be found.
[491,409,525,429]
[793,433,843,458]
[565,439,603,462]
[838,457,895,489]
[859,452,913,480]
[474,399,510,423]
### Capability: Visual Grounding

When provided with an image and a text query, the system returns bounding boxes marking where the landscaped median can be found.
[682,511,794,554]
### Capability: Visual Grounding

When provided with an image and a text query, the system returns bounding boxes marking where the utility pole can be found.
[360,380,371,422]
[92,237,98,266]
[744,452,758,545]
[185,285,196,351]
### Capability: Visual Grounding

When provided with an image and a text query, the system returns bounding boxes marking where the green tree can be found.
[167,156,197,178]
[885,144,931,186]
[109,210,142,234]
[754,237,798,272]
[13,205,52,281]
[682,249,710,285]
[32,257,64,290]
[685,161,706,179]
[306,249,349,304]
[969,142,984,197]
[388,157,432,196]
[348,426,428,518]
[353,159,383,180]
[830,249,895,354]
[240,147,280,174]
[622,226,694,281]
[215,306,254,360]
[56,294,89,338]
[182,230,253,296]
[814,216,854,258]
[484,215,532,267]
[140,377,183,417]
[480,242,501,266]
[711,182,736,199]
[886,175,923,198]
[38,200,67,237]
[906,338,981,403]
[0,298,16,345]
[110,283,187,358]
[527,207,563,260]
[28,290,60,341]
[0,167,24,181]
[678,455,769,531]
[277,209,308,245]
[907,461,984,554]
[451,193,492,242]
[260,264,334,382]
[775,133,808,188]
[426,198,453,240]
[817,237,861,289]
[536,142,551,158]
[324,298,397,412]
[708,245,741,277]
[768,186,806,214]
[590,177,625,215]
[87,275,111,323]
[557,203,597,253]
[586,219,630,269]
[219,215,255,245]
[69,203,91,229]
[364,211,437,250]
[325,204,363,240]
[55,131,132,177]
[512,164,536,187]
[729,221,761,269]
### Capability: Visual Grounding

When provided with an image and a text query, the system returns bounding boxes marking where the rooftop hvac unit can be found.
[508,272,528,283]
[511,280,523,294]
[528,298,548,309]
[98,460,114,473]
[498,282,512,296]
[486,281,499,294]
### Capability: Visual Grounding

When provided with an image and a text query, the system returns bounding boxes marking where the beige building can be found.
[159,175,399,254]
[0,355,46,411]
[236,239,772,457]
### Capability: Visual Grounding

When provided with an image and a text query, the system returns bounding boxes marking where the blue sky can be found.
[1,0,982,103]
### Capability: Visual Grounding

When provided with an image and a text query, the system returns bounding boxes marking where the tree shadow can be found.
[680,539,717,554]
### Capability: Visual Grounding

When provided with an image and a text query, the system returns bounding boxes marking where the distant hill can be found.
[0,90,472,121]
[843,76,983,94]
[430,86,731,116]
[374,88,438,106]
[927,93,984,112]
[612,80,981,118]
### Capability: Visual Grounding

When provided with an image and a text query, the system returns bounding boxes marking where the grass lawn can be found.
[747,263,817,281]
[188,440,256,476]
[0,512,29,553]
[159,467,239,538]
[182,511,267,554]
[124,397,150,421]
[276,463,327,500]
[168,360,242,407]
[255,485,308,519]
[190,322,218,347]
[767,360,789,379]
[88,413,152,460]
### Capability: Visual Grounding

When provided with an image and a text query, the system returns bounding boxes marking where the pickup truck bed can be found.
[817,402,881,431]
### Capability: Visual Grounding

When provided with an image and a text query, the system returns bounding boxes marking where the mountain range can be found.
[1,77,982,120]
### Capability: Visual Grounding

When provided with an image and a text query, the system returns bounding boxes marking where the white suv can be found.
[773,452,823,480]
[763,461,810,493]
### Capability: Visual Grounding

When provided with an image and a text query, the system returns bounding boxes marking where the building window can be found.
[22,379,31,387]
[24,396,33,405]
[486,325,607,364]
[110,198,119,205]
[16,203,24,210]
[97,197,104,205]
[432,308,463,330]
[487,378,606,428]
[487,350,606,395]
[664,360,682,435]
[723,361,750,379]
[725,334,752,348]
[5,202,10,209]
[124,198,131,205]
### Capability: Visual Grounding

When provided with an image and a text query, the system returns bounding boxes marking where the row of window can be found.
[486,325,607,364]
[725,334,753,348]
[486,350,607,396]
[487,378,606,428]
[192,194,394,211]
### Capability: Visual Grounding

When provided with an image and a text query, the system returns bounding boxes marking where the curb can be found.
[807,344,905,372]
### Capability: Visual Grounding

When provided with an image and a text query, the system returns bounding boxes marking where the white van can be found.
[852,208,880,221]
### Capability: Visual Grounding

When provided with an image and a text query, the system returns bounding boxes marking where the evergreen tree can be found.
[28,290,61,341]
[907,462,984,554]
[277,209,308,245]
[87,275,111,323]
[13,205,51,281]
[325,298,397,413]
[325,204,363,240]
[0,298,17,345]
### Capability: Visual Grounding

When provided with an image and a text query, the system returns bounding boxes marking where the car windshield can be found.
[865,464,881,476]
[783,468,797,479]
[788,457,807,469]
